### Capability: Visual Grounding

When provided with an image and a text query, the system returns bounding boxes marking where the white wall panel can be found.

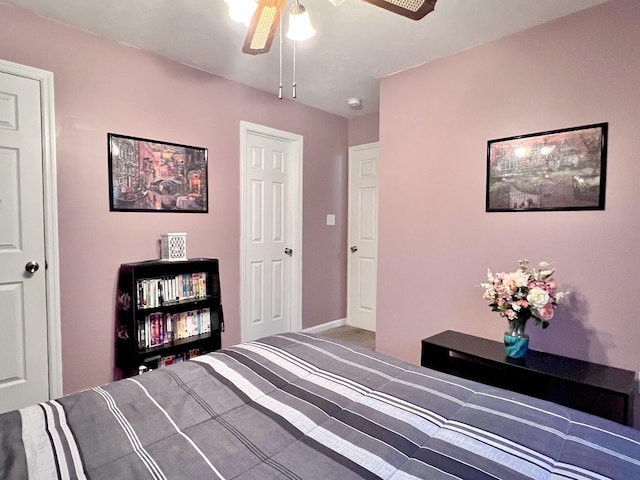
[0,283,25,384]
[358,258,376,311]
[272,150,284,173]
[251,146,264,170]
[272,181,283,243]
[359,187,377,241]
[0,148,20,249]
[250,261,264,325]
[272,260,283,321]
[251,180,264,243]
[0,92,17,130]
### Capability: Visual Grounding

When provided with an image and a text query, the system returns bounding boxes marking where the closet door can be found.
[240,122,302,342]
[347,142,379,333]
[0,65,59,413]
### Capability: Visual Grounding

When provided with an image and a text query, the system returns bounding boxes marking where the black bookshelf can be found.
[421,330,635,426]
[115,258,223,377]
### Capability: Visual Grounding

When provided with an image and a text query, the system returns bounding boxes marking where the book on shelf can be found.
[136,272,209,309]
[135,334,210,373]
[158,355,175,368]
[137,308,211,349]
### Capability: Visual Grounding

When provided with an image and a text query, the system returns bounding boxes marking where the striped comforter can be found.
[1,333,639,479]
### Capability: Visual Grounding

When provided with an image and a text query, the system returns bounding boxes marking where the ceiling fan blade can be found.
[242,0,287,55]
[361,0,437,20]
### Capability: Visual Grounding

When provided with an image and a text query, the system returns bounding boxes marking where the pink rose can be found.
[529,280,550,292]
[518,299,529,308]
[539,303,554,320]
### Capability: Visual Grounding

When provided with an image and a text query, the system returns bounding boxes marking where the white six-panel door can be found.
[240,122,302,342]
[347,142,379,332]
[0,63,61,413]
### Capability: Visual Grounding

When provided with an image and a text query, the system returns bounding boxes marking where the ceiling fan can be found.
[236,0,438,55]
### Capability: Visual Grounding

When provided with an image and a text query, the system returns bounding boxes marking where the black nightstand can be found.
[421,330,635,426]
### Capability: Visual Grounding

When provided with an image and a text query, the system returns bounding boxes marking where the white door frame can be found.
[239,121,302,342]
[0,58,62,400]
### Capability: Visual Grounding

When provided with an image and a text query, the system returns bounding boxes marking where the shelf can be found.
[139,332,220,362]
[115,258,223,377]
[136,296,219,314]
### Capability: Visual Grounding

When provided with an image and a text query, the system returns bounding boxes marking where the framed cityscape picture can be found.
[108,133,208,213]
[486,123,607,212]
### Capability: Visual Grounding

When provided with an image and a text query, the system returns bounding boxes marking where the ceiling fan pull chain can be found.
[278,14,283,99]
[292,39,297,98]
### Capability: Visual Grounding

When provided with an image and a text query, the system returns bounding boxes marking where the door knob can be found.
[25,261,40,273]
[284,248,293,255]
[350,246,358,253]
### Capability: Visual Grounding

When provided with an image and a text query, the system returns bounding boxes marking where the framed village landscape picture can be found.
[108,133,208,213]
[486,123,608,212]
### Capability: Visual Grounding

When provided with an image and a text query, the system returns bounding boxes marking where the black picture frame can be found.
[108,133,208,213]
[486,123,608,212]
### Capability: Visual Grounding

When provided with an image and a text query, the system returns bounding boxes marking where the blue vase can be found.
[504,318,529,358]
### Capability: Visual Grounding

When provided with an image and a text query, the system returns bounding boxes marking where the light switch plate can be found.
[326,214,335,226]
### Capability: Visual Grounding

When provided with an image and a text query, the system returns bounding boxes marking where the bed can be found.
[1,332,639,479]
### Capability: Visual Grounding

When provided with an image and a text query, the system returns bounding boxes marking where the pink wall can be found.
[377,0,640,382]
[0,4,348,394]
[348,112,380,146]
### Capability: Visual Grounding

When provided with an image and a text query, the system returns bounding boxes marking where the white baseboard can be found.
[302,318,346,334]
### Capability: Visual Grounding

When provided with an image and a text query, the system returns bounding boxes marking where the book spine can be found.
[177,312,184,340]
[187,311,194,337]
[151,314,156,346]
[137,281,142,308]
[203,308,210,333]
[142,280,148,308]
[165,313,172,343]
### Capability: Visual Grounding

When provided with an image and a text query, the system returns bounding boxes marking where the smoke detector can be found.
[347,97,362,110]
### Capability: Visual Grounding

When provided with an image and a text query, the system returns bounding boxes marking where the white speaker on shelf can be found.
[161,233,187,261]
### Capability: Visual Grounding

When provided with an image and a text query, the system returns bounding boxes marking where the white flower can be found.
[537,269,555,280]
[480,259,569,329]
[482,287,495,299]
[527,287,550,308]
[504,271,528,292]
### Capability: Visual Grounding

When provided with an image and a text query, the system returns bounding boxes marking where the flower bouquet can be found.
[480,259,568,357]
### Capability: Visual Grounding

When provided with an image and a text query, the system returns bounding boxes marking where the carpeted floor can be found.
[317,325,375,350]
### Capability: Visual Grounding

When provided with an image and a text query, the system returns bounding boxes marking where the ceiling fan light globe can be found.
[286,6,316,41]
[226,0,258,26]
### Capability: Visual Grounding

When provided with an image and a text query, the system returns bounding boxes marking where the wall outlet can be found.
[326,214,335,226]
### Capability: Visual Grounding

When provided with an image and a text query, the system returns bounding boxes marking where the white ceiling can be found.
[1,0,609,118]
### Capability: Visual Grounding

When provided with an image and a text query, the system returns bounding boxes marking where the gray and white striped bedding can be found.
[1,332,639,479]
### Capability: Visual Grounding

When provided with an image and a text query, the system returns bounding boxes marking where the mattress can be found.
[1,332,639,479]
